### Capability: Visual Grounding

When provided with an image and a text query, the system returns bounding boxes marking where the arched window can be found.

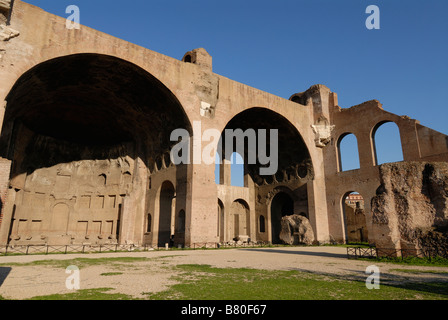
[123,171,132,185]
[230,152,244,187]
[372,122,403,165]
[338,133,360,172]
[184,55,192,63]
[98,174,107,186]
[259,215,266,233]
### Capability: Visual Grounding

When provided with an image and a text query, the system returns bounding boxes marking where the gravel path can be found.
[0,246,447,300]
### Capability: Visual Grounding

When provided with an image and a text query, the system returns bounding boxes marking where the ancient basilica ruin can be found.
[0,1,447,255]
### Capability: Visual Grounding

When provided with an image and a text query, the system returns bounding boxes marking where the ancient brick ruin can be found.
[0,1,447,256]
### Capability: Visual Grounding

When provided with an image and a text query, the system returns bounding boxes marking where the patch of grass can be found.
[360,256,448,267]
[29,288,135,300]
[146,264,448,300]
[100,272,123,276]
[0,257,149,269]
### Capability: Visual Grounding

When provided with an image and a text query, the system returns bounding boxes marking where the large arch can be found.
[216,107,314,244]
[0,53,192,246]
[217,107,313,185]
[0,53,192,153]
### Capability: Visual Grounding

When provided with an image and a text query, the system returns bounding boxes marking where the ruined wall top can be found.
[289,84,331,106]
[182,48,213,71]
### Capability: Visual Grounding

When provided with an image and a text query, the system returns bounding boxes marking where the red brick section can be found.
[0,158,12,227]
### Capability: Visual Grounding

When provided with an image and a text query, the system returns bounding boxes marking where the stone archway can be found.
[216,107,314,244]
[218,107,314,188]
[0,53,191,246]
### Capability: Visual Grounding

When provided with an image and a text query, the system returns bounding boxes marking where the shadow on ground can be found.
[0,267,11,287]
[289,266,448,298]
[240,248,448,298]
[240,248,348,259]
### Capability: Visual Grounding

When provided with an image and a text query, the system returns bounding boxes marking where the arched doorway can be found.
[217,107,313,188]
[342,192,368,243]
[230,199,250,241]
[158,181,175,247]
[271,192,294,244]
[216,107,314,244]
[0,53,191,246]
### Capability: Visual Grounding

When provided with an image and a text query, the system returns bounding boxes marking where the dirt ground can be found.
[0,246,447,300]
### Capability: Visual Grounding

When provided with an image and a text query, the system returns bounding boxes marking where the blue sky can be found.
[23,0,448,183]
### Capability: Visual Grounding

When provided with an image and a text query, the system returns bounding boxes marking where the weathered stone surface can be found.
[311,115,335,148]
[235,235,250,243]
[0,0,11,11]
[0,0,18,42]
[279,214,315,245]
[0,24,19,41]
[371,162,448,251]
